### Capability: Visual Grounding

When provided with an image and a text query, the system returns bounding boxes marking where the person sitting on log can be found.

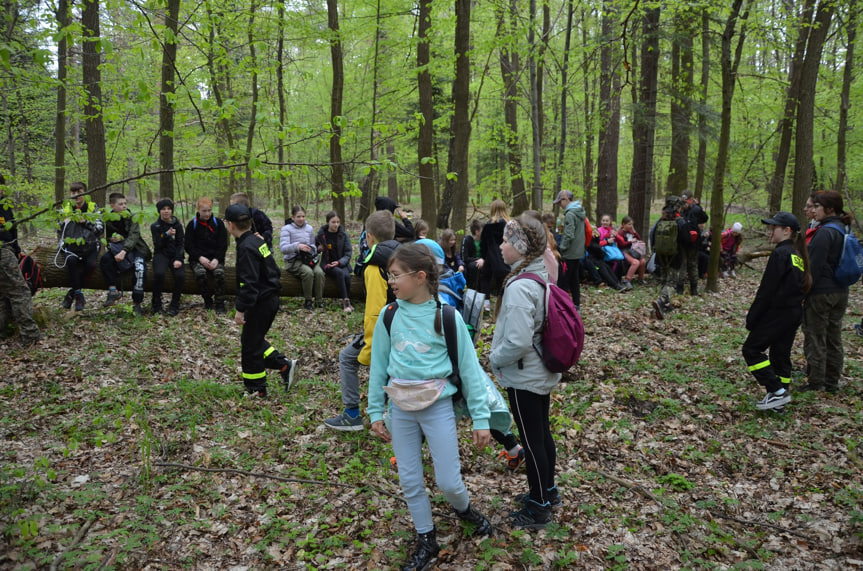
[100,192,151,315]
[57,181,103,312]
[230,192,274,250]
[280,205,325,311]
[316,210,354,313]
[150,198,185,316]
[185,197,228,314]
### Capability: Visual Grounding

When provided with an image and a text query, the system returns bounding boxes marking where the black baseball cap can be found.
[224,203,251,222]
[761,211,800,232]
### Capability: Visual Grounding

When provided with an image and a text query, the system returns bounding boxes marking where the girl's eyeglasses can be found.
[387,271,418,282]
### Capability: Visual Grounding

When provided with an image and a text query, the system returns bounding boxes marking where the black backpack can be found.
[382,302,463,398]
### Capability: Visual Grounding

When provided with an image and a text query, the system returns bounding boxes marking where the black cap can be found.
[761,211,800,232]
[156,198,174,212]
[224,203,251,222]
[553,190,574,205]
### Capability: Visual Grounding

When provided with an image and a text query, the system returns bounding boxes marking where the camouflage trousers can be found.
[0,246,40,342]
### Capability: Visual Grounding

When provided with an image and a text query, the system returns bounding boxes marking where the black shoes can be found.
[453,503,493,537]
[402,528,439,571]
[515,486,562,510]
[510,497,552,530]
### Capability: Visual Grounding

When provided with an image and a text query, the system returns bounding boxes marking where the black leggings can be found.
[324,265,352,299]
[507,387,556,504]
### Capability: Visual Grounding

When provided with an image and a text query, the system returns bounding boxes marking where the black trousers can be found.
[507,387,556,505]
[65,247,99,291]
[559,258,581,308]
[241,296,290,393]
[152,252,185,309]
[742,308,801,393]
[100,250,146,304]
[324,265,352,299]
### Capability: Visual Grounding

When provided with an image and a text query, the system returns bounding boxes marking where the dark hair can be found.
[541,212,555,227]
[109,192,125,204]
[495,215,547,319]
[469,219,483,234]
[621,216,634,225]
[70,181,87,193]
[414,219,429,239]
[291,205,306,217]
[794,230,813,295]
[325,210,339,223]
[233,217,252,231]
[388,243,443,334]
[811,190,853,225]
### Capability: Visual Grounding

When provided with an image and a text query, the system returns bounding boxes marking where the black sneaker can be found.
[103,290,122,307]
[755,389,791,411]
[453,504,493,537]
[402,529,439,571]
[62,289,74,309]
[855,323,863,338]
[304,300,314,311]
[510,498,552,530]
[132,304,144,316]
[166,306,179,317]
[652,300,665,320]
[215,303,227,315]
[74,292,86,311]
[515,487,562,510]
[280,359,297,390]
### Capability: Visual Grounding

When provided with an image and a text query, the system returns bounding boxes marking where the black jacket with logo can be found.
[746,239,805,330]
[234,230,281,312]
[151,216,185,262]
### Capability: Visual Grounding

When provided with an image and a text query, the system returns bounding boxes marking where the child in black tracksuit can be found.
[150,198,186,315]
[742,212,811,411]
[224,203,298,398]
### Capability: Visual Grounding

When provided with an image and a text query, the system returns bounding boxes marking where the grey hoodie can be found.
[489,257,562,394]
[559,200,586,260]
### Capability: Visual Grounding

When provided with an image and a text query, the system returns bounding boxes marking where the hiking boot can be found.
[74,292,86,311]
[324,411,364,432]
[515,487,563,510]
[510,497,552,530]
[62,289,75,309]
[304,299,314,311]
[132,304,144,316]
[203,296,214,310]
[755,388,791,411]
[152,304,164,315]
[104,289,122,307]
[453,504,493,537]
[498,446,525,471]
[652,300,665,320]
[280,359,297,390]
[676,284,685,295]
[215,303,227,315]
[166,306,179,317]
[855,323,863,338]
[402,528,439,571]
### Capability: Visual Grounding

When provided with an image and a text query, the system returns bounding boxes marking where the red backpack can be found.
[510,272,584,373]
[19,253,43,296]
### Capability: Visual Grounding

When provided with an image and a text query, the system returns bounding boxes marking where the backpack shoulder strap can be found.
[822,222,847,235]
[441,304,459,385]
[382,301,399,336]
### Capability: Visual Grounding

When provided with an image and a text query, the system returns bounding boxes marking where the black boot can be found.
[402,528,439,571]
[454,503,493,536]
[510,497,552,530]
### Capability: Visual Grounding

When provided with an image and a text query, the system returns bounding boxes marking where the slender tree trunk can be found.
[14,88,33,182]
[767,0,813,213]
[54,0,69,203]
[387,142,398,202]
[693,9,709,201]
[666,12,694,197]
[206,4,237,196]
[276,4,288,217]
[158,0,181,201]
[528,0,542,211]
[627,6,660,238]
[82,0,107,205]
[327,0,346,221]
[499,0,528,215]
[837,5,857,193]
[792,0,835,219]
[2,85,13,177]
[707,0,748,293]
[581,11,595,218]
[554,0,574,202]
[417,0,436,225]
[358,0,384,223]
[244,0,258,192]
[596,0,620,224]
[438,0,471,233]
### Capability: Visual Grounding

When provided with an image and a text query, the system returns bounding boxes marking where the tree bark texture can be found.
[438,0,472,232]
[837,4,856,192]
[528,0,543,212]
[666,11,695,197]
[159,0,181,202]
[693,9,709,201]
[581,8,594,219]
[792,0,835,220]
[328,0,346,222]
[417,0,437,227]
[82,0,107,206]
[276,4,288,217]
[244,0,258,192]
[500,0,528,216]
[54,0,69,204]
[596,0,620,224]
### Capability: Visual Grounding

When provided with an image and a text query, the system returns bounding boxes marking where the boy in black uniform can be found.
[742,212,811,411]
[150,198,185,316]
[224,203,297,398]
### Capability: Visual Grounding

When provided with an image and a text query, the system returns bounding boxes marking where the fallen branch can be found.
[49,518,95,571]
[707,510,818,543]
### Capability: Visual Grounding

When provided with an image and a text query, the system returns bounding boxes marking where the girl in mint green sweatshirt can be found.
[367,243,492,571]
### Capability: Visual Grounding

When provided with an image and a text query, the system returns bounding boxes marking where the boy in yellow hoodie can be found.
[324,210,400,431]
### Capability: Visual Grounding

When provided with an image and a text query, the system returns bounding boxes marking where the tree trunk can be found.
[244,0,258,193]
[499,0,528,216]
[81,0,107,205]
[837,5,856,192]
[276,4,288,218]
[417,0,437,226]
[766,0,813,213]
[596,0,620,224]
[554,0,574,203]
[328,0,346,222]
[2,84,13,178]
[54,0,69,204]
[206,3,237,196]
[358,0,383,224]
[159,0,181,202]
[627,6,660,239]
[666,12,694,197]
[581,8,595,219]
[528,0,543,212]
[792,0,835,220]
[387,141,398,202]
[438,0,471,232]
[693,9,709,201]
[707,0,748,293]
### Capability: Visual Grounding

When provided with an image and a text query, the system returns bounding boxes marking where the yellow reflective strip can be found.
[259,243,271,258]
[791,254,804,272]
[263,347,275,358]
[748,360,771,372]
[242,371,267,380]
[239,282,245,287]
[779,376,791,384]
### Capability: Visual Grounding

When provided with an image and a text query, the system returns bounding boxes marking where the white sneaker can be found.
[730,270,737,278]
[755,389,790,411]
[483,299,491,312]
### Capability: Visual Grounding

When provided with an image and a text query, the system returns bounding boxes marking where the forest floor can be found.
[1,250,862,570]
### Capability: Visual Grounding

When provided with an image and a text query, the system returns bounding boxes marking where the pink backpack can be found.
[510,272,584,373]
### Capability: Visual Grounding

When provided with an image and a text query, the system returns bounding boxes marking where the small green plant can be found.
[656,473,696,492]
[606,543,627,570]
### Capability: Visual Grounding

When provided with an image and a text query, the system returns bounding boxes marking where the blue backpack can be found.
[822,223,863,287]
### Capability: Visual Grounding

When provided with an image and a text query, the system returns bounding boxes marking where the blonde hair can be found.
[489,199,509,222]
[365,210,396,242]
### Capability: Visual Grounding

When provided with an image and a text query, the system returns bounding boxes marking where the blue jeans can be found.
[390,398,470,533]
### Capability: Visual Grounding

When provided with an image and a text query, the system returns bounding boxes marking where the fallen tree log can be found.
[32,247,365,300]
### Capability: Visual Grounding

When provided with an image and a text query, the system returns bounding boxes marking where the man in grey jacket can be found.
[554,190,586,310]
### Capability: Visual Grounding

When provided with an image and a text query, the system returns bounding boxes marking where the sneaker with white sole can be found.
[324,411,365,431]
[280,359,297,391]
[755,389,791,411]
